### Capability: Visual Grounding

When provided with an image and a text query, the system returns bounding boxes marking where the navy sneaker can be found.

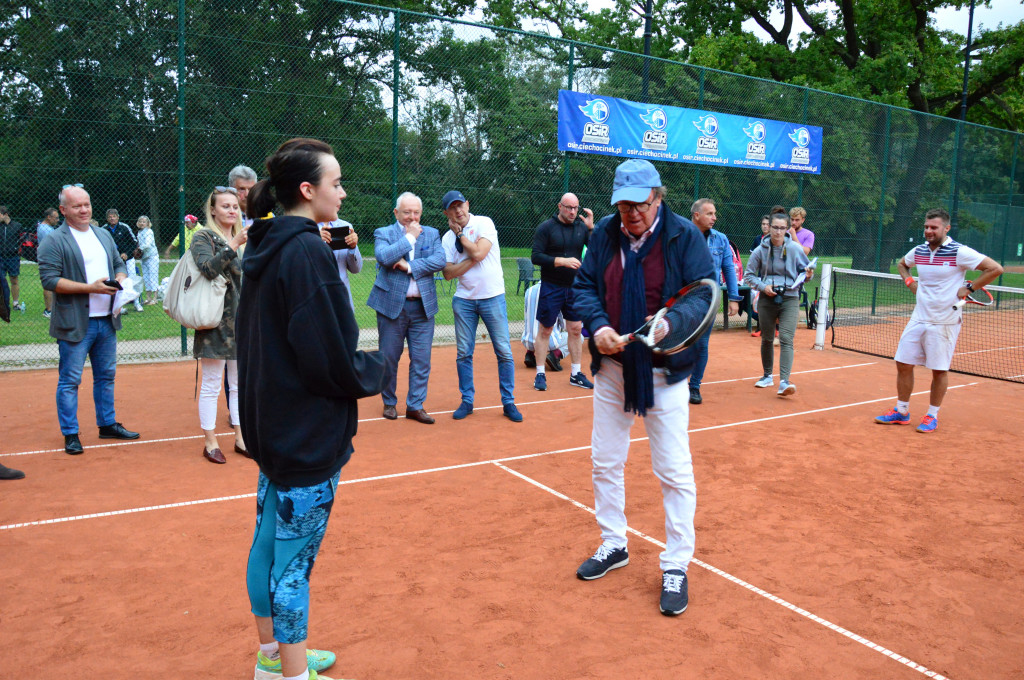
[659,569,688,616]
[545,350,563,372]
[524,350,536,368]
[576,545,629,580]
[534,373,547,391]
[502,403,523,422]
[689,386,702,404]
[452,401,473,420]
[569,372,594,389]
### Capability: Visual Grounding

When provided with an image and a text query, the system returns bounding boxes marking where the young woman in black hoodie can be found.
[237,138,385,680]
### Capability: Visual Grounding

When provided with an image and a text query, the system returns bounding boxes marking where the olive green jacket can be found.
[191,228,242,360]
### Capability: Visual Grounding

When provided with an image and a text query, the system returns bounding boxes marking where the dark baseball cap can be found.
[441,190,467,211]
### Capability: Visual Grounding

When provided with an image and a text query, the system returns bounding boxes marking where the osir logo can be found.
[787,127,811,148]
[788,126,811,164]
[578,99,609,123]
[743,121,766,143]
[640,108,668,131]
[693,115,719,156]
[579,98,611,145]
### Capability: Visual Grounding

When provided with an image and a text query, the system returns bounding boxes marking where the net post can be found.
[813,263,833,350]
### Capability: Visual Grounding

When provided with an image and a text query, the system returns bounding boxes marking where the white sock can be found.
[283,670,309,680]
[571,363,581,375]
[927,405,940,417]
[896,400,910,415]
[260,641,279,657]
[536,365,545,375]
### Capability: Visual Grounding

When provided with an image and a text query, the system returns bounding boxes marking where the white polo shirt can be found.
[904,237,984,325]
[441,214,505,300]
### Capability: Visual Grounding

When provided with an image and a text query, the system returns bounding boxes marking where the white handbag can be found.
[162,232,228,330]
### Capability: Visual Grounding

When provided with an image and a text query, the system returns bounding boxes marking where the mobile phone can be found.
[327,226,352,250]
[102,279,123,290]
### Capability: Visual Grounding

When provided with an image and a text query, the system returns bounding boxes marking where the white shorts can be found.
[894,319,961,371]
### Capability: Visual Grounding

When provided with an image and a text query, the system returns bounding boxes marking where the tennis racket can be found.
[625,278,721,354]
[953,284,994,310]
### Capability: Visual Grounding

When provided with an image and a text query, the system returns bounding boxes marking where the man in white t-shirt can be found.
[875,207,1003,433]
[37,185,141,455]
[440,190,521,423]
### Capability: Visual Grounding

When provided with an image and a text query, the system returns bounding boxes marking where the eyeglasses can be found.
[616,200,654,215]
[63,183,84,189]
[769,225,789,231]
[559,204,580,211]
[214,186,239,195]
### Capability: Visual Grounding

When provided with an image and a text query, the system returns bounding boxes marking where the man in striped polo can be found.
[875,208,1003,433]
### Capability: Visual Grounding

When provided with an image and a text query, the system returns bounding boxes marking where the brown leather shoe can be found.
[234,444,251,459]
[382,405,398,420]
[405,408,435,425]
[203,447,226,464]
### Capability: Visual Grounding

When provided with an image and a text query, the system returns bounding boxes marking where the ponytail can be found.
[247,179,276,221]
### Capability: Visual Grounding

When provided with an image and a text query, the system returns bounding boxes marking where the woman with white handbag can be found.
[193,186,248,463]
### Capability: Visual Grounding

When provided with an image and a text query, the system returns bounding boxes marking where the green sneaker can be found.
[255,649,337,680]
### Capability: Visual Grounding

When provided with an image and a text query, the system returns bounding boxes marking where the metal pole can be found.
[563,41,575,193]
[641,0,653,103]
[796,88,809,207]
[694,70,704,200]
[391,10,401,208]
[998,135,1018,286]
[177,0,187,356]
[871,107,892,313]
[950,0,977,228]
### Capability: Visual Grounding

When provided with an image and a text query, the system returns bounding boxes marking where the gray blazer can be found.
[37,222,128,342]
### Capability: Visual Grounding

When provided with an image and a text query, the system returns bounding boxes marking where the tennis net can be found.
[830,267,1024,384]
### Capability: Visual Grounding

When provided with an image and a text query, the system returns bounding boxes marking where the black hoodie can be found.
[237,215,385,487]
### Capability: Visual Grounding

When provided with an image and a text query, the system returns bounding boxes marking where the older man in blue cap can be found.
[571,159,715,617]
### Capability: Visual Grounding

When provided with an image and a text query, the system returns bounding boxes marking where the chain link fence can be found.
[1,1,1021,368]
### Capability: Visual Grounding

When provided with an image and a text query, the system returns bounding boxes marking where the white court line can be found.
[0,383,974,532]
[0,361,878,458]
[493,462,950,680]
[953,344,1024,356]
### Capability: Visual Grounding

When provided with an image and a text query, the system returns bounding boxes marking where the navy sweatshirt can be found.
[237,215,385,487]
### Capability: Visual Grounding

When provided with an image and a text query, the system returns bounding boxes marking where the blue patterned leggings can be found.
[246,471,340,644]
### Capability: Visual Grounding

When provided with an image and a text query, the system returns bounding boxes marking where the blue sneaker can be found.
[569,372,594,389]
[452,401,473,420]
[502,403,523,422]
[534,373,547,391]
[875,408,911,425]
[659,569,689,616]
[916,415,938,433]
[576,545,629,580]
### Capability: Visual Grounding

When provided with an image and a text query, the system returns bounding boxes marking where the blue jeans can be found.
[452,294,515,405]
[377,298,435,410]
[56,316,118,435]
[688,325,713,389]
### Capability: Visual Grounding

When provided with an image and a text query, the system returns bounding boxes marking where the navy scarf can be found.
[617,222,661,416]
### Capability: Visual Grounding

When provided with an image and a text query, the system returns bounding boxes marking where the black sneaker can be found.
[659,569,688,616]
[576,545,629,580]
[524,350,536,368]
[0,462,25,480]
[98,422,140,440]
[545,350,563,372]
[689,386,702,405]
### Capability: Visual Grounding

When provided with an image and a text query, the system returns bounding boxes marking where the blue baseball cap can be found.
[441,190,467,211]
[610,159,661,205]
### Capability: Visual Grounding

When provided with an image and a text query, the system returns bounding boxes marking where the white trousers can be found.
[590,360,696,572]
[199,358,238,431]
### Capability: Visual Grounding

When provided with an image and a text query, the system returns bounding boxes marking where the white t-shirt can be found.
[904,237,985,325]
[70,226,114,317]
[441,214,505,300]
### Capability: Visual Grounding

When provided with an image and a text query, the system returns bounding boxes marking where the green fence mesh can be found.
[1,1,1021,368]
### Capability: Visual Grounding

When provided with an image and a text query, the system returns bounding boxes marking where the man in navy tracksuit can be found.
[572,159,714,617]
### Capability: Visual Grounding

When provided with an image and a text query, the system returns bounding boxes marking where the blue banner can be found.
[557,89,822,174]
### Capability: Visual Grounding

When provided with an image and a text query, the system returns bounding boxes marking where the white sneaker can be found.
[778,380,796,396]
[134,300,144,312]
[754,375,774,388]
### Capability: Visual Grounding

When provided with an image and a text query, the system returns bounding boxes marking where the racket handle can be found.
[953,298,967,310]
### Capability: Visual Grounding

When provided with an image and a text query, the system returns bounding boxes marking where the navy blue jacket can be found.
[572,201,716,385]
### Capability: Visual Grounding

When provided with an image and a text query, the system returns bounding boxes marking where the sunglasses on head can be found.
[214,186,239,195]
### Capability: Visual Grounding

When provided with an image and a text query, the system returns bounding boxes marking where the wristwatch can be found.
[965,281,974,291]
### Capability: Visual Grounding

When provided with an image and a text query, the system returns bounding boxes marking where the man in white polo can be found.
[441,190,521,423]
[875,207,1003,433]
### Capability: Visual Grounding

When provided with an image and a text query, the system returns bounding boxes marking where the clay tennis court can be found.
[1,326,1022,679]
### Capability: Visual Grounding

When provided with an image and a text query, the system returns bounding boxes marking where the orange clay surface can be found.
[1,325,1022,679]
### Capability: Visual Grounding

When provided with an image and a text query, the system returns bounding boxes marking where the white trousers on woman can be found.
[590,359,696,573]
[199,358,238,431]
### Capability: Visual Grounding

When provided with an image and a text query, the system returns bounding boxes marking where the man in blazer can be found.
[37,185,141,455]
[367,192,447,424]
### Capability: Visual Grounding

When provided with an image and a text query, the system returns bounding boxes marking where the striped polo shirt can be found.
[903,237,984,325]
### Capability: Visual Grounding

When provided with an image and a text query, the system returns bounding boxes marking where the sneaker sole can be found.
[569,381,592,389]
[576,556,629,581]
[660,601,688,616]
[875,419,911,425]
[778,386,796,396]
[534,384,547,391]
[754,383,773,389]
[915,427,936,433]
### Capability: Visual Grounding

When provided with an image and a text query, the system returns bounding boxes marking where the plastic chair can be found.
[516,258,538,295]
